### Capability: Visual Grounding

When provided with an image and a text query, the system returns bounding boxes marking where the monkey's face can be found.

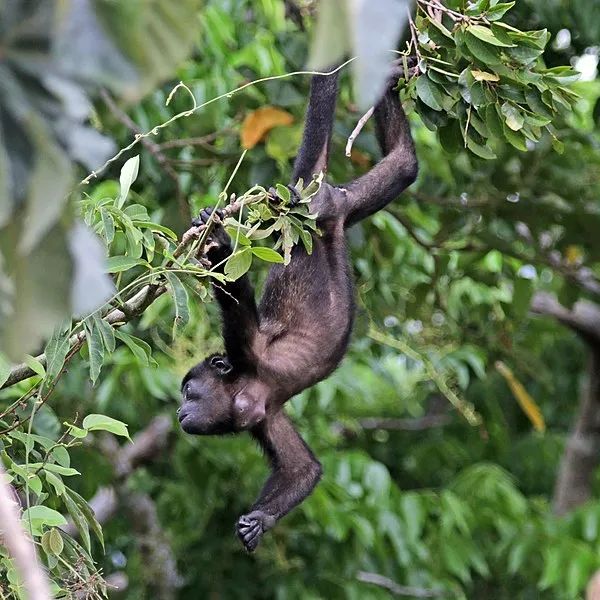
[178,355,236,435]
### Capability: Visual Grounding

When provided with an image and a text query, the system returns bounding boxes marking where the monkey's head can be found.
[178,354,267,435]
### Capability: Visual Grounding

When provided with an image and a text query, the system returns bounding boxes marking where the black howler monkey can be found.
[179,65,418,552]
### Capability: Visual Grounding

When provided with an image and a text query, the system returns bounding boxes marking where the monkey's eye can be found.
[209,356,232,375]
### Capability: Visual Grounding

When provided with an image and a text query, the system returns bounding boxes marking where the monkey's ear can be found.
[233,386,267,430]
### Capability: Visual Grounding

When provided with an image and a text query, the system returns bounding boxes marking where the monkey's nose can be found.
[176,407,182,415]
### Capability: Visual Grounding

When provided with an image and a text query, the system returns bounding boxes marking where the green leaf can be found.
[265,124,303,165]
[65,488,104,551]
[438,120,463,154]
[51,446,70,468]
[84,321,104,384]
[503,126,527,151]
[500,102,524,131]
[105,255,145,273]
[92,313,115,353]
[22,506,67,535]
[99,208,115,244]
[512,277,533,318]
[131,221,178,240]
[224,248,253,280]
[298,228,314,255]
[427,15,453,38]
[82,413,130,438]
[485,104,505,139]
[481,250,502,272]
[0,354,11,387]
[252,247,285,263]
[464,33,503,65]
[114,330,155,366]
[466,137,497,159]
[467,24,514,47]
[485,1,515,20]
[41,528,64,556]
[275,184,290,203]
[39,464,80,477]
[44,471,65,497]
[62,489,91,552]
[416,76,444,111]
[117,155,140,208]
[552,136,565,154]
[165,272,190,337]
[24,355,45,377]
[524,89,554,120]
[44,321,71,381]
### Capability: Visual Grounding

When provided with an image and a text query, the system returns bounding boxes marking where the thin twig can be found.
[345,62,419,157]
[100,89,188,220]
[80,61,356,187]
[345,106,375,157]
[157,132,227,150]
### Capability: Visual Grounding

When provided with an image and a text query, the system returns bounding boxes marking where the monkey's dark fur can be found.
[179,66,418,552]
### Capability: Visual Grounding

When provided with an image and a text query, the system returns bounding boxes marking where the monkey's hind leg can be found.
[238,411,322,552]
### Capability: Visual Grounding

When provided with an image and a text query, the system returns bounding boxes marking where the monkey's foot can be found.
[236,510,275,553]
[191,206,223,228]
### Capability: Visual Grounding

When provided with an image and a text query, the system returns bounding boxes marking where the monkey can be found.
[178,64,418,552]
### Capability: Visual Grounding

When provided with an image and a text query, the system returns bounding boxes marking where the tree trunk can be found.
[553,345,600,515]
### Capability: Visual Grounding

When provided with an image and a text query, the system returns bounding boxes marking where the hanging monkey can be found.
[179,65,418,552]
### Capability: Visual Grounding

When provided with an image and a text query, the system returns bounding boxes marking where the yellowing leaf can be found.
[495,361,545,432]
[565,245,583,265]
[471,69,500,82]
[240,107,294,149]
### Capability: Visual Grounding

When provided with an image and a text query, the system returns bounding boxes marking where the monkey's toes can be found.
[236,515,263,552]
[191,207,223,228]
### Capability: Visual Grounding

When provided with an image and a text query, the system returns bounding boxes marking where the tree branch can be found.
[531,292,600,345]
[552,346,600,515]
[1,284,165,390]
[357,571,444,598]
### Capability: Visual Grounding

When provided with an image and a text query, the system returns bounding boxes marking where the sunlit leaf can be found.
[117,155,140,209]
[495,361,545,432]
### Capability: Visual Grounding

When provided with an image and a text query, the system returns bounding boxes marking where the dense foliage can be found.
[1,0,600,598]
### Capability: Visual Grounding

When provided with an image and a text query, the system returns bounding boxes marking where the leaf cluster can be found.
[402,0,579,158]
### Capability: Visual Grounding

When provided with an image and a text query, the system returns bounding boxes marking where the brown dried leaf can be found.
[240,107,294,149]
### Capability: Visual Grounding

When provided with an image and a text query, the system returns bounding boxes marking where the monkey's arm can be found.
[196,210,261,368]
[237,411,322,552]
[343,84,418,227]
[291,69,340,185]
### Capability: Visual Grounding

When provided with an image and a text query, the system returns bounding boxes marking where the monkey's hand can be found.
[389,56,419,87]
[192,207,230,252]
[236,510,276,553]
[268,185,301,207]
